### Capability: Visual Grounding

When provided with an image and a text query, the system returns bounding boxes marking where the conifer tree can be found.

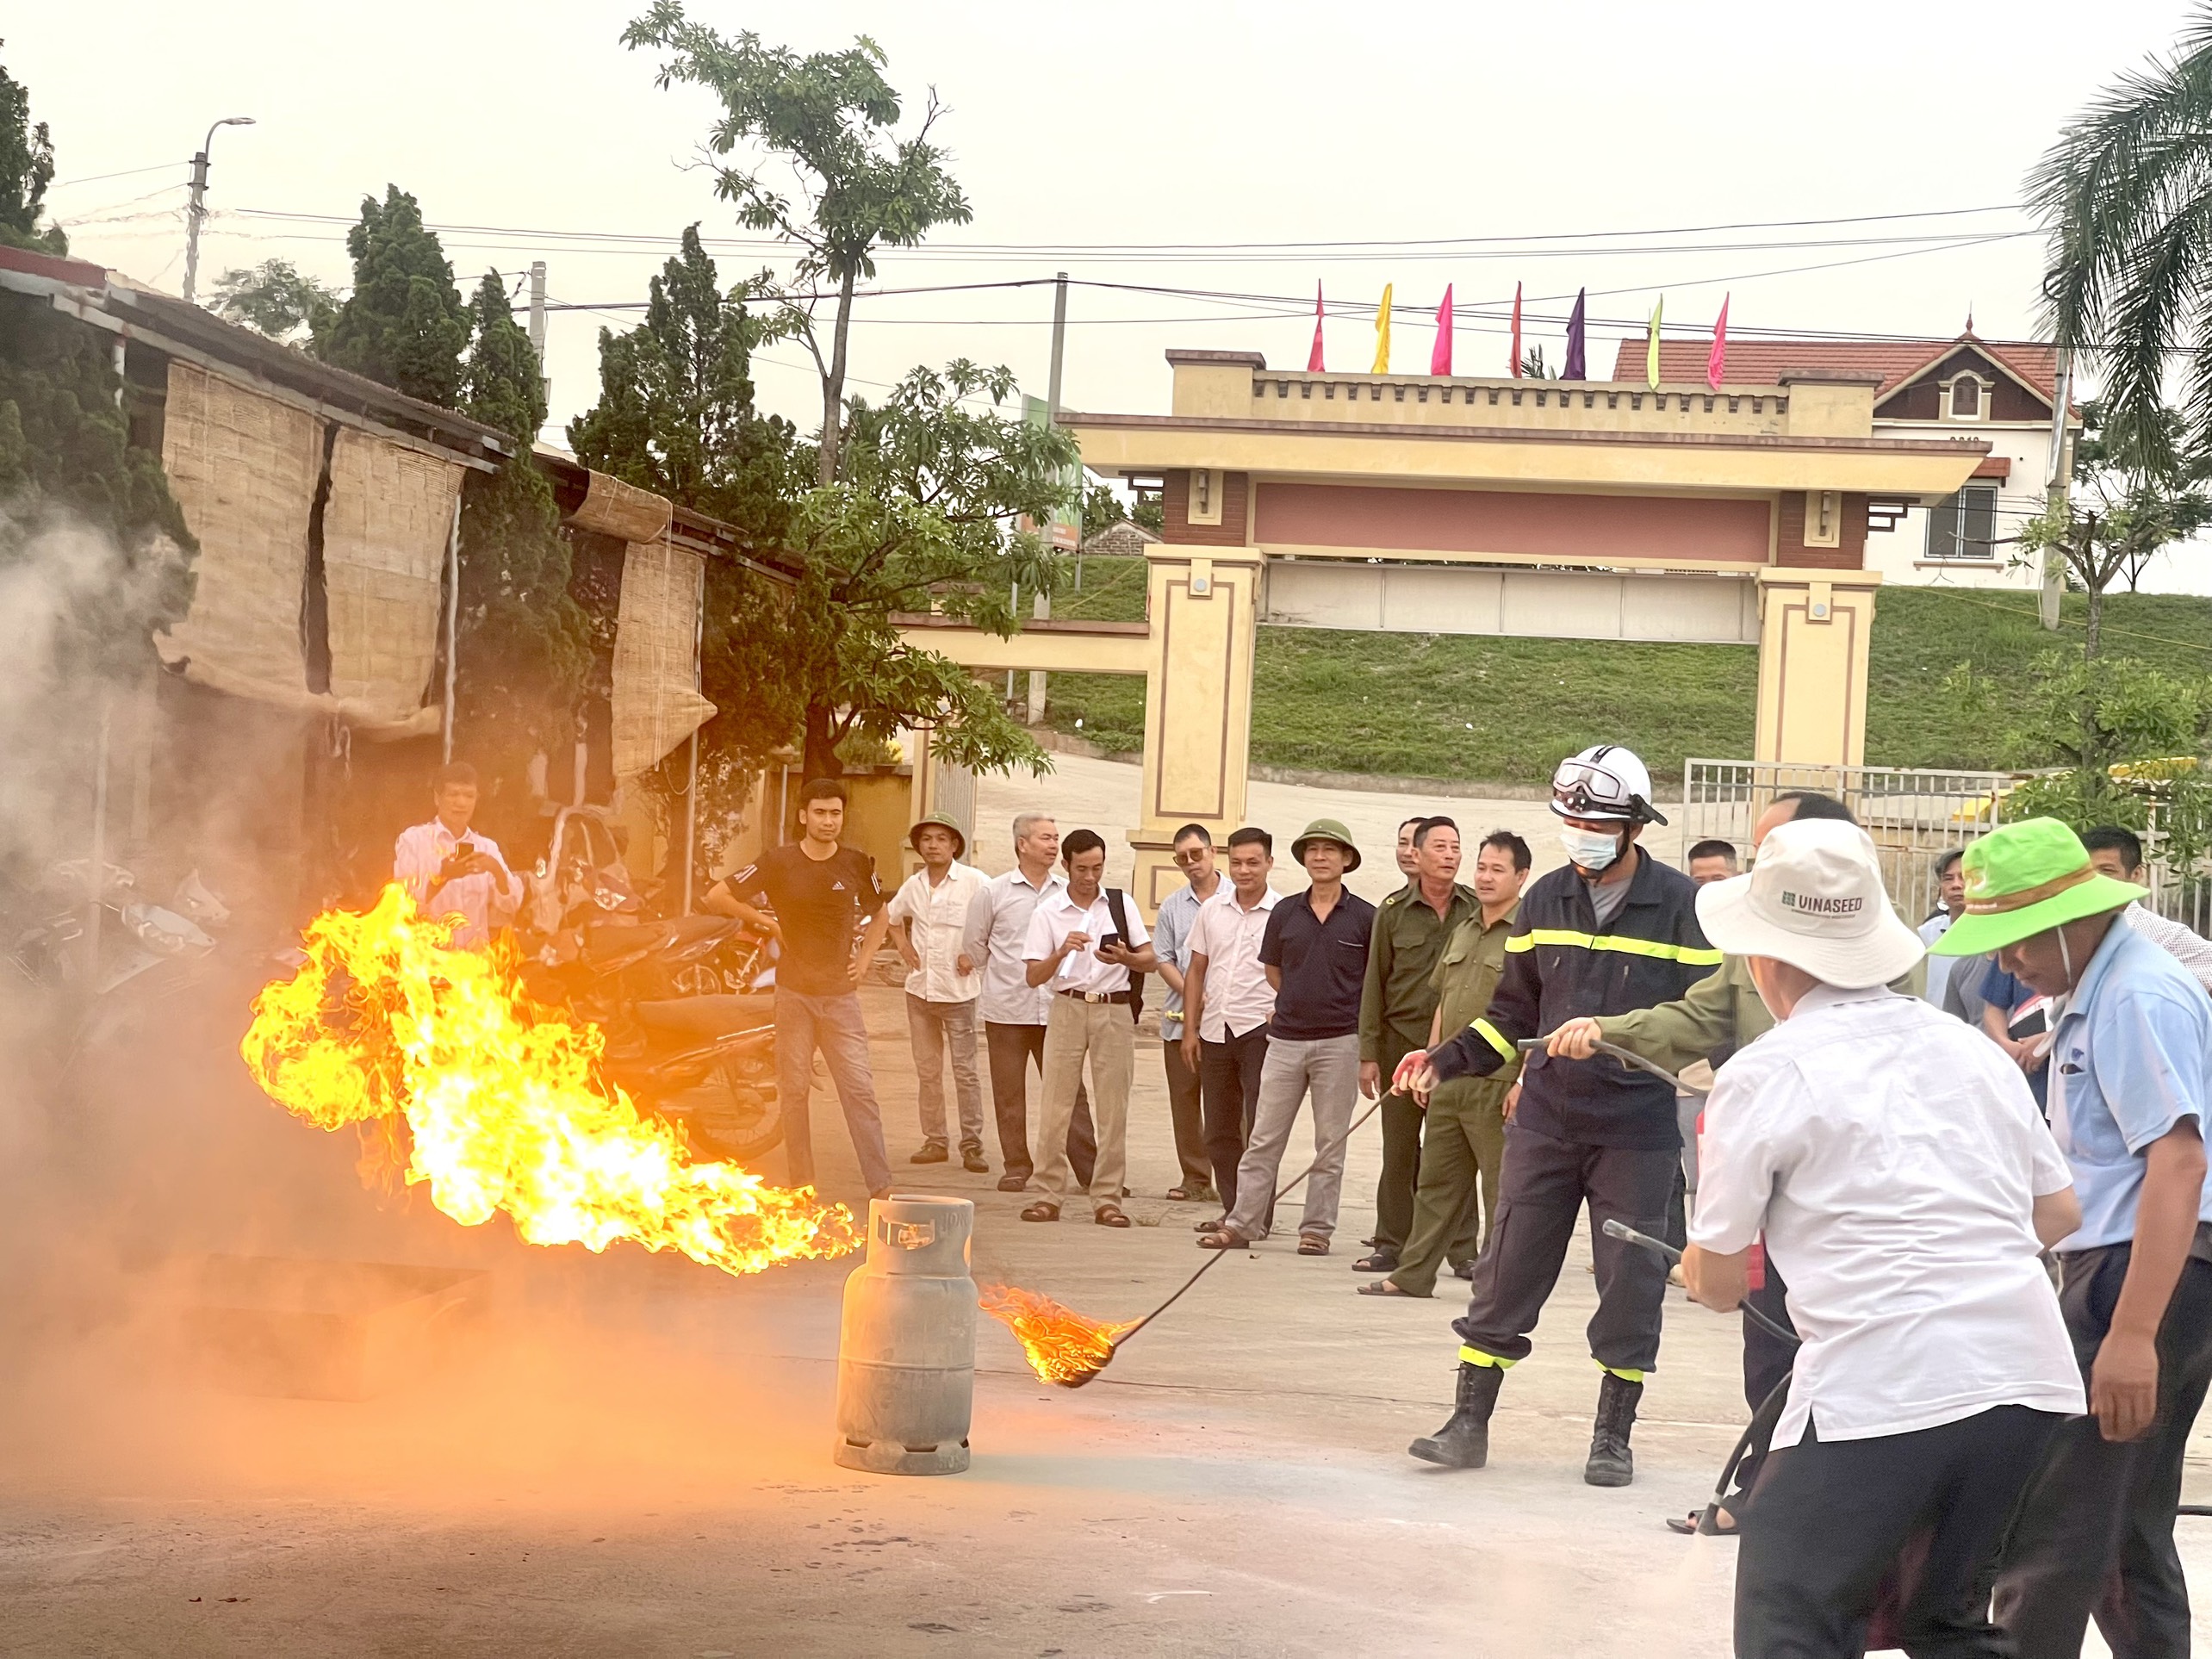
[317,186,469,407]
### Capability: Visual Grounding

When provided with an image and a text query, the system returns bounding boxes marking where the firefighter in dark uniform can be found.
[1397,744,1720,1488]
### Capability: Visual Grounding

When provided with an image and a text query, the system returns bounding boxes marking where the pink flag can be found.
[1308,282,1326,372]
[1706,295,1730,389]
[1430,284,1454,376]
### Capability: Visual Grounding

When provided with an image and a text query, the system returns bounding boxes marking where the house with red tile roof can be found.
[1612,331,2075,592]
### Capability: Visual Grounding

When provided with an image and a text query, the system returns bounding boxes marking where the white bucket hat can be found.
[1693,818,1924,990]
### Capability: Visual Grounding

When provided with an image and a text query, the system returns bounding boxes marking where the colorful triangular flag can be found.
[1431,284,1453,376]
[1372,284,1393,374]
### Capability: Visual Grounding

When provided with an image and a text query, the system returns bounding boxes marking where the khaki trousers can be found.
[1035,995,1135,1210]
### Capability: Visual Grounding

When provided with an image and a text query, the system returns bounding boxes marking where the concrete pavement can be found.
[3,966,2203,1656]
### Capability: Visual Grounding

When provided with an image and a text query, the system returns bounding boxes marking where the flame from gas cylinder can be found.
[240,884,858,1277]
[979,1283,1135,1387]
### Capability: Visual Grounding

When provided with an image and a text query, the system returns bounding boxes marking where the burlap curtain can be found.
[320,427,463,727]
[154,361,322,702]
[611,537,715,780]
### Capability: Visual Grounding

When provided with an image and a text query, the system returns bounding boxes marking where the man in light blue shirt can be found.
[1918,848,1966,1013]
[1935,819,2212,1659]
[1150,823,1221,1202]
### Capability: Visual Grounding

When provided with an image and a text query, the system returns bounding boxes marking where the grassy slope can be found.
[1036,559,2212,785]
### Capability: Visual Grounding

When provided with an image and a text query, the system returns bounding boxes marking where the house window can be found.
[1926,485,1998,560]
[1948,376,1985,419]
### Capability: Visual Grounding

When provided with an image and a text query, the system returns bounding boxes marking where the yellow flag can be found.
[1372,284,1393,374]
[1647,295,1663,389]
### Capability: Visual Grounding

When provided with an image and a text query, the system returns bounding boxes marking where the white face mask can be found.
[1559,826,1624,873]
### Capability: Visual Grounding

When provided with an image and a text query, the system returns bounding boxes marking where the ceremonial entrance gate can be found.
[904,348,1991,909]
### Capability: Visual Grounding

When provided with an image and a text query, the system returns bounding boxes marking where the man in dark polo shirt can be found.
[705,776,894,1198]
[1201,820,1376,1255]
[1356,817,1480,1273]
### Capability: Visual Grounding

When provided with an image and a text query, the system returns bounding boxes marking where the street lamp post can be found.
[181,115,255,305]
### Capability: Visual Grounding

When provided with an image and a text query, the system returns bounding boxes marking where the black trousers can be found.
[1452,1121,1675,1373]
[1738,1405,2065,1659]
[983,1020,1093,1186]
[1994,1246,2212,1659]
[1159,1035,1211,1190]
[1199,1023,1269,1212]
[1731,1256,1800,1503]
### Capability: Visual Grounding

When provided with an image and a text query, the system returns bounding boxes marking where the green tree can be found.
[2029,15,2212,457]
[0,45,63,255]
[622,9,973,484]
[2015,401,2212,664]
[316,186,469,407]
[761,359,1078,779]
[568,224,804,533]
[210,258,341,344]
[453,274,589,788]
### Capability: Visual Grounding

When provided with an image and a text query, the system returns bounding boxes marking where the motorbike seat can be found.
[581,921,674,961]
[633,993,775,1039]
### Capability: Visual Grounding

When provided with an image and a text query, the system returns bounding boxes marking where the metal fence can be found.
[1681,760,2020,924]
[1682,758,2212,932]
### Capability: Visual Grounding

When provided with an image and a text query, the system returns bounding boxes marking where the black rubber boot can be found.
[1408,1362,1504,1469]
[1585,1372,1643,1488]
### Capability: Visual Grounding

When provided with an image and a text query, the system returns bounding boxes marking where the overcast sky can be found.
[18,1,2212,590]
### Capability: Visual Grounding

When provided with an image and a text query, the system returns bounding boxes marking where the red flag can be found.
[1509,283,1522,377]
[1430,284,1453,376]
[1307,282,1326,372]
[1707,295,1730,389]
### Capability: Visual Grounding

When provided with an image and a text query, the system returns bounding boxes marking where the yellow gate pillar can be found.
[1753,569,1880,767]
[1128,542,1264,912]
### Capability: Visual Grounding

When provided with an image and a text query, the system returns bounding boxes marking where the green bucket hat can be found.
[1290,817,1363,872]
[907,813,967,860]
[1930,817,2147,957]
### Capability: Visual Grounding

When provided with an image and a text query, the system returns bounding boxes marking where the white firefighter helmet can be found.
[1550,744,1668,825]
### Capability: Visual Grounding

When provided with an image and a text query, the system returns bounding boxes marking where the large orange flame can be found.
[241,885,857,1276]
[979,1283,1134,1386]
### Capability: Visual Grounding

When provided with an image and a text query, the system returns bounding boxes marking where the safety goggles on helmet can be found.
[1549,751,1668,826]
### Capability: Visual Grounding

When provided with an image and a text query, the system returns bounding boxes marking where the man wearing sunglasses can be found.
[1397,743,1721,1489]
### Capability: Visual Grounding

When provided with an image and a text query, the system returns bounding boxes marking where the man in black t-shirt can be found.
[706,777,893,1197]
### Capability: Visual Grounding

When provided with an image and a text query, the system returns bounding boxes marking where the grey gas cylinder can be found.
[832,1194,978,1475]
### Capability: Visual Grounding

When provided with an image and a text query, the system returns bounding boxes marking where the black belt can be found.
[1058,988,1133,1005]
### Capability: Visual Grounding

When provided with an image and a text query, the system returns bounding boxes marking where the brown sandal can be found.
[1196,1227,1249,1249]
[1093,1203,1131,1227]
[1020,1201,1061,1222]
[1356,1279,1420,1296]
[1297,1234,1330,1256]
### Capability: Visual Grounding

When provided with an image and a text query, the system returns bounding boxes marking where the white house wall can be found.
[1863,419,2055,592]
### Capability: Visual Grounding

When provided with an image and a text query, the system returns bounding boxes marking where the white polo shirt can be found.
[1691,985,2083,1448]
[1186,885,1280,1041]
[1022,885,1151,996]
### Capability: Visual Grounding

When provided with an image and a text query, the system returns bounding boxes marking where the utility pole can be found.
[1027,272,1070,726]
[181,115,255,305]
[528,261,549,412]
[2041,347,2073,632]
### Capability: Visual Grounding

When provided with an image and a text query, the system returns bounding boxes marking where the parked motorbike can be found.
[6,861,220,997]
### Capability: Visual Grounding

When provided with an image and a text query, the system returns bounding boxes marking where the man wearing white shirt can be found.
[2085,824,2212,993]
[392,762,521,951]
[1682,818,2084,1656]
[1918,847,1967,1012]
[1020,829,1155,1227]
[1183,827,1281,1221]
[887,815,989,1173]
[963,813,1097,1193]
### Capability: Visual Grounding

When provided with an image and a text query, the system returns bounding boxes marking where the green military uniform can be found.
[1359,879,1481,1258]
[1387,903,1523,1297]
[1596,951,1774,1077]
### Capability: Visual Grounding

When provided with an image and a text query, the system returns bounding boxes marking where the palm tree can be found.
[2031,12,2212,462]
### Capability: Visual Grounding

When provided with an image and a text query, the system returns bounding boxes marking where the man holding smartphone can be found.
[393,761,521,950]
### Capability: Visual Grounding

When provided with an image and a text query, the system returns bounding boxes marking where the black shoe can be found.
[1585,1372,1643,1488]
[1453,1260,1476,1281]
[961,1146,990,1173]
[910,1141,948,1165]
[1408,1361,1504,1469]
[997,1171,1031,1192]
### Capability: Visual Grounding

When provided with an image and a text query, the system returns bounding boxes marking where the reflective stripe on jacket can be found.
[1431,848,1720,1149]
